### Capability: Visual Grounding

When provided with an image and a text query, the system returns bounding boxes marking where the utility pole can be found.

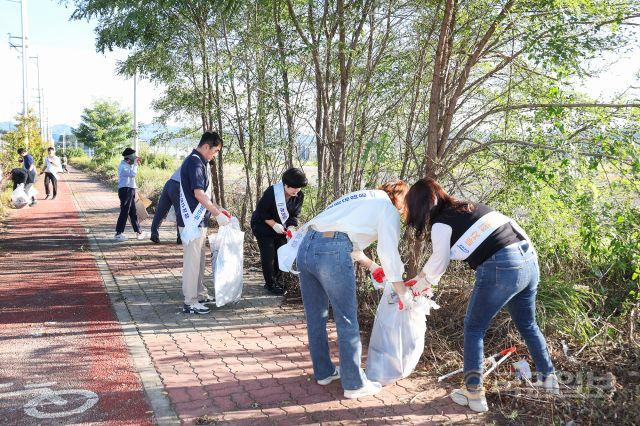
[133,69,138,153]
[8,0,30,148]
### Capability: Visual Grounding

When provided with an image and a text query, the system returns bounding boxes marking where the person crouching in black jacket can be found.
[251,168,307,295]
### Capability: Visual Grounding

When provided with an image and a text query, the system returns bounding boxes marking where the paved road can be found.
[0,173,153,424]
[0,168,483,425]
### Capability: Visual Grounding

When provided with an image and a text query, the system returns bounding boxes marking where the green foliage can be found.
[72,100,133,161]
[0,111,47,176]
[64,147,86,159]
[137,148,179,170]
[69,153,175,200]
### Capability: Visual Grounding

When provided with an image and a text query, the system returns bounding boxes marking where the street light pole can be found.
[20,0,29,148]
[133,69,138,153]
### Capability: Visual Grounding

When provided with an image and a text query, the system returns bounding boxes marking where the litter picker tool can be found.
[437,346,517,382]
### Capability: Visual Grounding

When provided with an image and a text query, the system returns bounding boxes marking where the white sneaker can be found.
[136,232,146,240]
[450,388,488,413]
[183,302,210,314]
[344,379,382,399]
[114,233,127,241]
[534,373,560,395]
[317,367,340,385]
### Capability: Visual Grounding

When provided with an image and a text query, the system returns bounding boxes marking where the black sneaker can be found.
[183,302,210,314]
[150,234,160,244]
[264,282,285,295]
[198,296,216,305]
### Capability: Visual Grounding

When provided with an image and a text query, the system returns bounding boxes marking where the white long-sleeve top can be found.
[309,190,405,282]
[421,223,453,287]
[118,160,138,189]
[44,155,61,178]
[421,211,534,287]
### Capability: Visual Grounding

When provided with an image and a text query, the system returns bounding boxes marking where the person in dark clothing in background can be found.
[114,147,145,241]
[251,168,307,295]
[18,148,37,205]
[150,167,182,244]
[11,167,28,190]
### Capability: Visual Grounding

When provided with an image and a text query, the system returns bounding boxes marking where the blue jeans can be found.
[464,240,554,388]
[296,230,367,390]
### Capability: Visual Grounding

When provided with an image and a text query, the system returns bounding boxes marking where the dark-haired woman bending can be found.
[404,178,558,413]
[251,168,307,294]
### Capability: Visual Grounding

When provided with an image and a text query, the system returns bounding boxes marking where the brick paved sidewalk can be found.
[40,168,483,424]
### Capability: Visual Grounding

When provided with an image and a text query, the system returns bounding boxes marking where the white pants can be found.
[179,227,210,305]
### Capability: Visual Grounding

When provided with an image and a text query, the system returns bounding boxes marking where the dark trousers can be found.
[44,172,58,197]
[116,187,140,234]
[256,234,288,287]
[150,180,180,239]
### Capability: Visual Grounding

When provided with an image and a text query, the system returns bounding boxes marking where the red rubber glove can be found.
[397,290,413,311]
[371,267,385,283]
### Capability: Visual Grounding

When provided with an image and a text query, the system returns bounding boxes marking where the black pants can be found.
[256,234,288,287]
[44,172,57,197]
[116,187,140,234]
[150,179,180,239]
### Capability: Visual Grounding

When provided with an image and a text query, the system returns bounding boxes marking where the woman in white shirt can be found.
[404,178,557,413]
[294,180,412,399]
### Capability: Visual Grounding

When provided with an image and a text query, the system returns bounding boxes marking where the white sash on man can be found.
[449,211,513,260]
[273,182,289,225]
[278,189,385,273]
[179,154,212,244]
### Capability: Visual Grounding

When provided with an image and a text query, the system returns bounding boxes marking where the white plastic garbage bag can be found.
[365,282,439,385]
[11,184,29,209]
[208,217,245,307]
[26,185,38,199]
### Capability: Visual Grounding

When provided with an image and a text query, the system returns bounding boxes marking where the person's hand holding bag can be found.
[404,273,432,298]
[271,222,286,234]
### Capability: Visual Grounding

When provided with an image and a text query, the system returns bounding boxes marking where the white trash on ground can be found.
[11,184,29,209]
[208,217,245,307]
[366,281,440,385]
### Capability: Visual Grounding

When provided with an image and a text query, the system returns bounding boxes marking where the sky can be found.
[0,0,159,129]
[0,1,638,131]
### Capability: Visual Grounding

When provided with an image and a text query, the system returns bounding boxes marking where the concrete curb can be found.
[67,174,180,426]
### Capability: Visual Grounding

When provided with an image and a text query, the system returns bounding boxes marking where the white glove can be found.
[350,250,367,262]
[271,223,286,234]
[405,275,433,298]
[216,212,230,227]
